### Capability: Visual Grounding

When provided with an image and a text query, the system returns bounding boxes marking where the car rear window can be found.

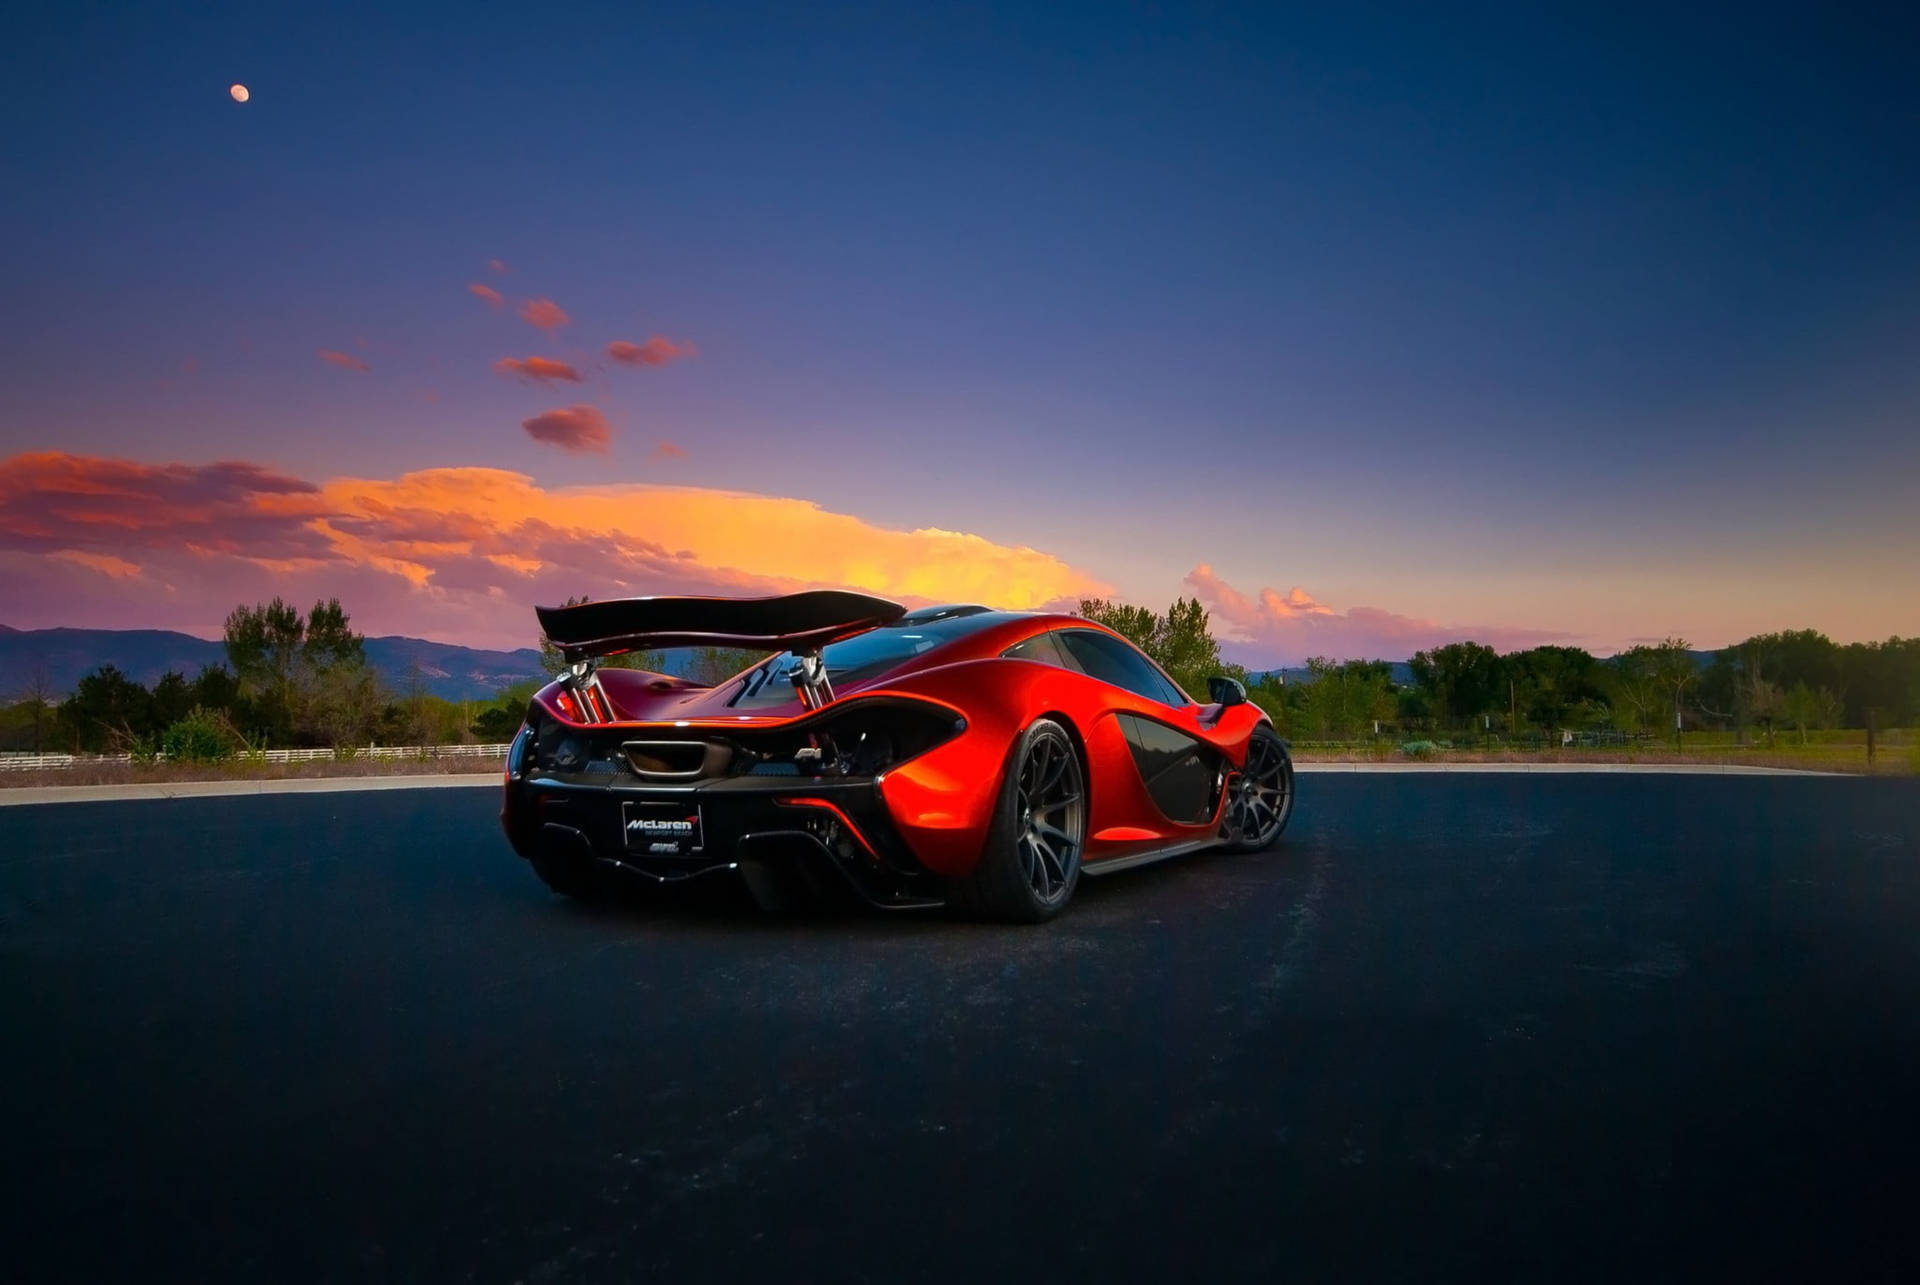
[730,613,1015,708]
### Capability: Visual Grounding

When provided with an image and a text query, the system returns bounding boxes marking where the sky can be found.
[2,0,1917,662]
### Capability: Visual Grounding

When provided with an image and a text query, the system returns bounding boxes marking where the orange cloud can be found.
[317,349,369,372]
[607,336,696,367]
[487,258,508,274]
[468,283,504,309]
[1183,564,1564,664]
[521,298,570,330]
[49,550,142,579]
[654,441,687,459]
[0,452,1110,648]
[492,356,582,384]
[521,405,611,453]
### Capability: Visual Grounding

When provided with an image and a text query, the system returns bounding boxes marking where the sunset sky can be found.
[3,1,1917,662]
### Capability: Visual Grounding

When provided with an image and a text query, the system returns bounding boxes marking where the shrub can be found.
[1400,739,1439,760]
[159,707,239,763]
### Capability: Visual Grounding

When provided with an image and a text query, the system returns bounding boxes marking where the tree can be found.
[223,597,375,745]
[686,647,771,685]
[1151,597,1226,698]
[12,667,59,753]
[1077,598,1159,652]
[1298,658,1395,738]
[1079,595,1230,698]
[302,597,365,671]
[150,670,193,729]
[224,598,305,703]
[1408,642,1503,729]
[189,664,244,713]
[56,665,154,752]
[1505,646,1607,732]
[309,660,383,748]
[1780,682,1841,744]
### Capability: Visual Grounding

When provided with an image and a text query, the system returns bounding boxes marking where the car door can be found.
[1053,629,1224,826]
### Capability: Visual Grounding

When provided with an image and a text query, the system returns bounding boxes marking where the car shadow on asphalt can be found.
[537,840,1252,938]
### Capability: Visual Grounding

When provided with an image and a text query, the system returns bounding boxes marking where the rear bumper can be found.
[502,770,947,909]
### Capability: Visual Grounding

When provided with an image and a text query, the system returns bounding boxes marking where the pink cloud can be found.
[1183,563,1567,664]
[521,405,611,453]
[317,349,368,372]
[0,453,330,560]
[491,356,582,384]
[654,441,687,460]
[468,282,504,309]
[521,298,570,330]
[0,454,1107,649]
[607,336,696,367]
[487,258,508,275]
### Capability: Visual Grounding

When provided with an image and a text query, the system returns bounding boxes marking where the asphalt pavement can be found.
[4,775,1919,1282]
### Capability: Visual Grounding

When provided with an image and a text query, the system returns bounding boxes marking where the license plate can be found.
[622,800,704,856]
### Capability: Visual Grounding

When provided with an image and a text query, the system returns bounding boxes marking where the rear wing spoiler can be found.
[536,590,906,663]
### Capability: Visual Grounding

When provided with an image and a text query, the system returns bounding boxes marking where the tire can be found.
[1219,725,1294,853]
[529,847,605,900]
[950,718,1087,923]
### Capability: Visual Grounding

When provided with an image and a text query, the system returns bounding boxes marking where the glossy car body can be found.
[501,595,1286,911]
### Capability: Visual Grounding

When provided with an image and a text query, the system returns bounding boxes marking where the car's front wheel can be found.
[1220,725,1294,852]
[951,718,1087,923]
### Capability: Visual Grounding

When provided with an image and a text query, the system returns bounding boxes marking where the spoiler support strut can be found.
[789,651,835,711]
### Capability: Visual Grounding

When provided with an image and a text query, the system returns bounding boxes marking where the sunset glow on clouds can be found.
[1184,564,1565,661]
[467,283,503,309]
[317,349,369,372]
[0,452,1109,649]
[492,356,582,384]
[520,405,611,453]
[607,337,696,367]
[520,298,570,330]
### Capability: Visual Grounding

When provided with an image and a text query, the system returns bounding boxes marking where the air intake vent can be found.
[623,740,732,780]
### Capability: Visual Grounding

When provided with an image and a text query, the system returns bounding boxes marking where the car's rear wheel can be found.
[1220,725,1293,852]
[951,718,1086,923]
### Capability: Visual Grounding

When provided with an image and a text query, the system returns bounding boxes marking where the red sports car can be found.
[501,591,1293,921]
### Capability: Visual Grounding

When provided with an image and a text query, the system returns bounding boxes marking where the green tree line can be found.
[1,595,776,756]
[1079,598,1920,741]
[7,594,1916,754]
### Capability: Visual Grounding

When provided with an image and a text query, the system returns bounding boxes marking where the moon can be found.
[229,83,250,103]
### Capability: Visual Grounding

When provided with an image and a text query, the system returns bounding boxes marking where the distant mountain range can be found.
[2,624,1723,704]
[0,627,553,702]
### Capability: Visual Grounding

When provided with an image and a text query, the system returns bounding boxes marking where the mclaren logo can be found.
[627,817,696,836]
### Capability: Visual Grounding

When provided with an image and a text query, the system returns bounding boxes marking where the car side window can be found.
[1056,629,1183,707]
[1002,631,1073,668]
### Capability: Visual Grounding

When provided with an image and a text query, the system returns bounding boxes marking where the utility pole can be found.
[1673,672,1687,754]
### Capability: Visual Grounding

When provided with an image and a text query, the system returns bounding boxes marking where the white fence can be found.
[0,744,514,772]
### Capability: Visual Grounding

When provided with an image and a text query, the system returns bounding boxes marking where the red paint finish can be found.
[521,612,1272,880]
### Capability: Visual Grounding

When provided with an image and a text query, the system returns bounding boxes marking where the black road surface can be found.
[4,775,1920,1283]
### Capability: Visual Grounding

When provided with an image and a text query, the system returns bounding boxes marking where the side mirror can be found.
[1206,676,1247,707]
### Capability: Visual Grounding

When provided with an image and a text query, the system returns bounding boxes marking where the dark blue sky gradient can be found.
[3,0,1916,646]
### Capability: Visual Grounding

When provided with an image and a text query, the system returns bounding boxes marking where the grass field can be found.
[1292,728,1919,775]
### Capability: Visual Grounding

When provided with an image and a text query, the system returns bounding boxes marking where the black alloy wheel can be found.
[1221,726,1293,852]
[951,718,1087,922]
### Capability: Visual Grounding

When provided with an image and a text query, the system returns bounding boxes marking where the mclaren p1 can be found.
[501,591,1293,921]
